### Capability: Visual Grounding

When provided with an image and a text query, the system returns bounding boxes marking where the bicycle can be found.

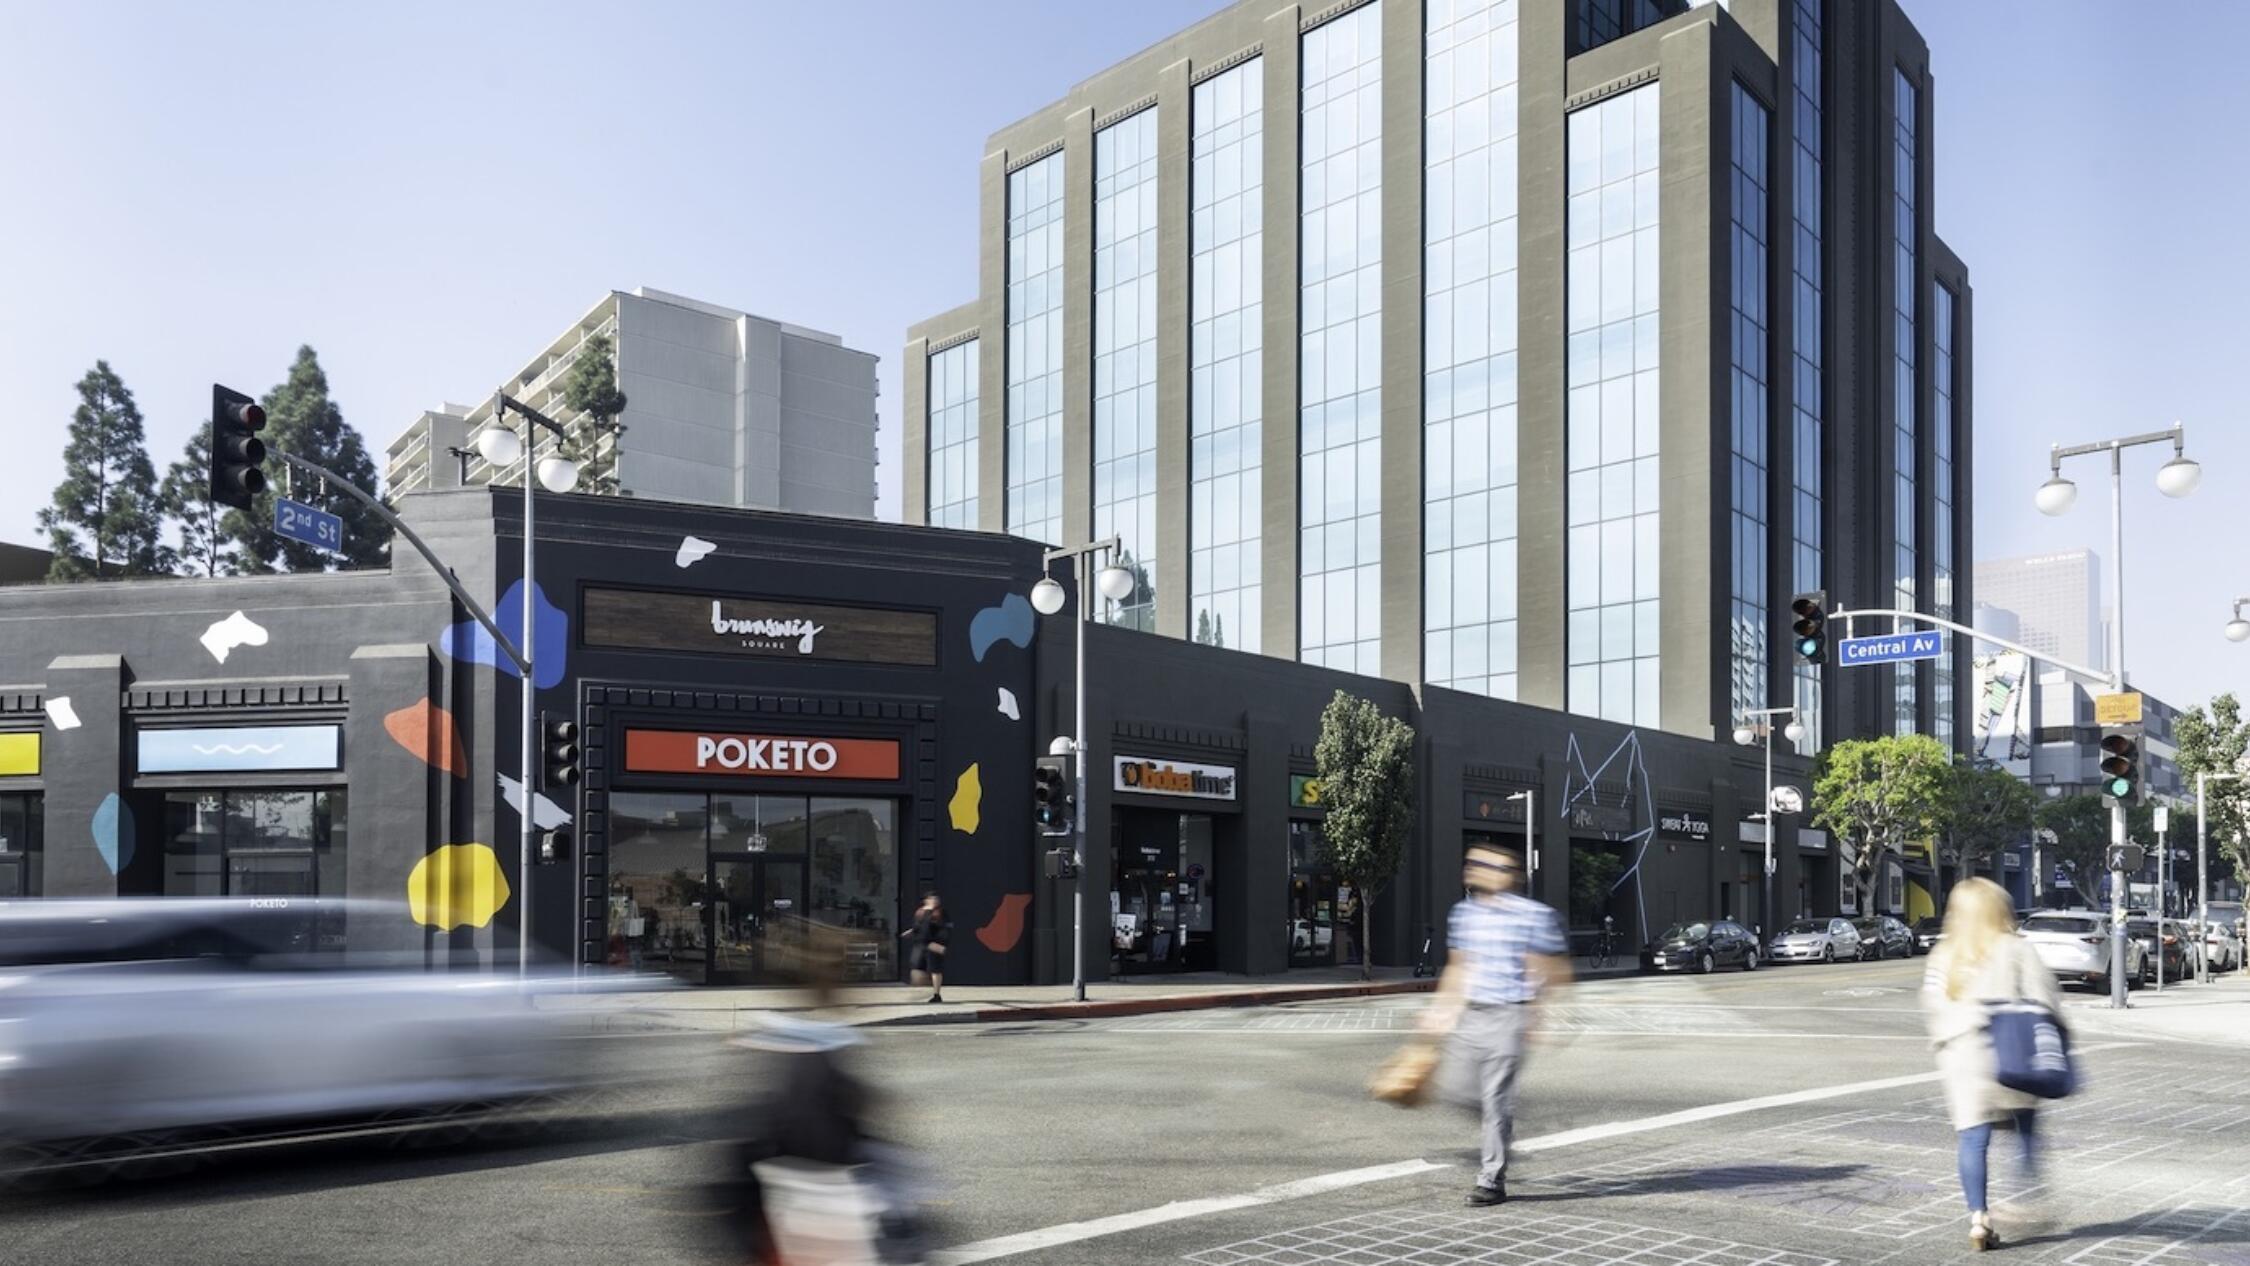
[1588,924,1618,970]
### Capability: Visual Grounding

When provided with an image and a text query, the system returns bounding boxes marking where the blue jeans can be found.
[1958,1110,2039,1213]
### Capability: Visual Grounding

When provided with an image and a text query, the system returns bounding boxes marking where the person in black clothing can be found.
[902,893,948,1003]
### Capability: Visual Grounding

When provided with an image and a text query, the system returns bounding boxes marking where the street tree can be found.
[39,361,169,581]
[1313,689,1417,981]
[157,425,235,577]
[2173,693,2250,880]
[1811,734,1952,913]
[1937,761,2036,905]
[224,346,391,572]
[2035,794,2112,903]
[559,332,628,496]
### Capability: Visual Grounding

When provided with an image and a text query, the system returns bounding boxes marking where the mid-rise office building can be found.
[1972,549,2105,676]
[388,287,879,519]
[903,0,1975,754]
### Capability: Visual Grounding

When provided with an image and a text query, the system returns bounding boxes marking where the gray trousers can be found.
[1444,1002,1529,1188]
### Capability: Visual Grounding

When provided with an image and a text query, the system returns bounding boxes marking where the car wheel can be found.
[1699,951,1715,975]
[1822,945,1834,963]
[1746,947,1761,971]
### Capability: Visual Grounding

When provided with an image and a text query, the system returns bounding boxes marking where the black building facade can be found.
[0,490,1841,985]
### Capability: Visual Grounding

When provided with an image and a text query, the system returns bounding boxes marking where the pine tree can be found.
[157,425,235,577]
[223,346,391,572]
[559,332,628,496]
[38,361,169,581]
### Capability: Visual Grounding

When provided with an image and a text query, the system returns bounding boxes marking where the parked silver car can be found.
[1765,916,1862,964]
[2201,918,2245,973]
[2019,910,2145,991]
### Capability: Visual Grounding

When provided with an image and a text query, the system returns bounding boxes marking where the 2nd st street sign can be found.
[1836,629,1944,667]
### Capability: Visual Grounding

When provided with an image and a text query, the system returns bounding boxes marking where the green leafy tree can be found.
[1937,761,2036,903]
[2173,693,2250,880]
[223,346,390,572]
[38,361,169,581]
[559,332,628,496]
[1811,734,1952,913]
[1569,844,1625,930]
[157,425,235,577]
[1313,690,1417,980]
[2035,794,2112,905]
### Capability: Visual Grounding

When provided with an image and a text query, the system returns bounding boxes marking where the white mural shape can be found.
[498,772,573,829]
[199,610,270,663]
[675,535,718,568]
[43,696,81,731]
[996,687,1020,721]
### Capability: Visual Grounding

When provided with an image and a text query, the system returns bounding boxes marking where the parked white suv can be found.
[1765,916,1862,964]
[2019,911,2146,991]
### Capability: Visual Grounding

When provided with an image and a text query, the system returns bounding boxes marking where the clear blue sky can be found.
[3,2,2243,709]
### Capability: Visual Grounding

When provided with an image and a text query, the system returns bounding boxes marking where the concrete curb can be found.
[858,976,1440,1027]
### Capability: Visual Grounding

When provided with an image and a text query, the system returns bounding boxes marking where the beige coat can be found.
[1920,935,2062,1130]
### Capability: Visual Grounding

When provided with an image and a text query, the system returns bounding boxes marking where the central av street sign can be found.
[1836,629,1944,667]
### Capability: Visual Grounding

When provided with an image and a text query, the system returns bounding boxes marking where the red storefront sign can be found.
[622,729,901,781]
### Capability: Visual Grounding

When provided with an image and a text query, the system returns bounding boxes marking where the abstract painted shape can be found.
[948,763,982,835]
[498,772,573,829]
[43,696,81,731]
[383,698,468,777]
[675,535,717,568]
[996,687,1020,722]
[407,843,512,931]
[438,579,568,690]
[91,792,134,875]
[199,610,270,663]
[975,892,1032,953]
[968,593,1035,663]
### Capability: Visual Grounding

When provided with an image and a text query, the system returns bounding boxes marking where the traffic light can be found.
[1034,754,1073,838]
[1790,591,1828,664]
[539,713,581,793]
[209,384,267,511]
[1043,847,1079,880]
[539,829,573,864]
[2097,725,2142,803]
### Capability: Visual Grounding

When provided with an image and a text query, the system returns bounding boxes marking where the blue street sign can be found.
[274,497,344,555]
[1836,629,1944,667]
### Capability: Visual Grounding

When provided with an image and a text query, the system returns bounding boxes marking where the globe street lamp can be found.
[1030,536,1130,1002]
[1736,704,1808,942]
[2224,598,2250,644]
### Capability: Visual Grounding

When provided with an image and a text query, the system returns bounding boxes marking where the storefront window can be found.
[0,793,42,897]
[809,798,897,980]
[1288,820,1340,968]
[162,790,344,901]
[607,792,710,982]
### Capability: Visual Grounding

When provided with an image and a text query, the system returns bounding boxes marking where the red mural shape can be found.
[383,697,468,778]
[975,892,1032,953]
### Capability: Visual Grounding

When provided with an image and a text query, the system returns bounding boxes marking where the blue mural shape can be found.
[92,792,134,875]
[968,593,1035,663]
[1562,729,1659,945]
[439,579,568,689]
[139,725,341,774]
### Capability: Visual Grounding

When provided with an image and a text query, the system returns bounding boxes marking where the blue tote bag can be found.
[1987,1002,2075,1099]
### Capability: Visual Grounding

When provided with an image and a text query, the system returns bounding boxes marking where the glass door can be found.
[711,855,807,985]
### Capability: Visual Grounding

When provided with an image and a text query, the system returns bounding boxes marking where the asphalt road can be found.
[4,955,2244,1265]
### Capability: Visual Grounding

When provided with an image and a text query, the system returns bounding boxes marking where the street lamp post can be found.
[1030,539,1134,1003]
[2195,771,2241,985]
[477,394,581,977]
[2037,423,2198,1008]
[1734,708,1808,941]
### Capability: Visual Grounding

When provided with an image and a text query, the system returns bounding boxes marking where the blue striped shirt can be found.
[1449,891,1568,1005]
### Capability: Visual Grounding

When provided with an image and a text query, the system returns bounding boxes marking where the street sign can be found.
[273,498,344,555]
[2094,691,2144,725]
[1836,629,1944,667]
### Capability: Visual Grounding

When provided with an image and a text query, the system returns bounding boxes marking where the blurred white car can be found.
[2202,919,2244,973]
[2019,911,2145,990]
[1765,917,1862,964]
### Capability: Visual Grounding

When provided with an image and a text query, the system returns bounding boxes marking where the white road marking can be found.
[930,1041,2136,1263]
[1105,1027,1934,1041]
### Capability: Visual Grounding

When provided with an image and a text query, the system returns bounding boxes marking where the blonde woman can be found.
[1921,878,2061,1251]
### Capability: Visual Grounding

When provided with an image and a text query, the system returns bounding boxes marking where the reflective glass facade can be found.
[1094,109,1161,630]
[1565,84,1661,726]
[1788,0,1823,755]
[1298,1,1384,675]
[1423,0,1521,700]
[1006,151,1066,544]
[1192,58,1264,652]
[1933,283,1956,749]
[1890,69,1917,733]
[1728,83,1770,727]
[926,339,979,531]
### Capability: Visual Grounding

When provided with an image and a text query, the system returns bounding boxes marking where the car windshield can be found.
[1781,920,1824,935]
[1915,918,1942,932]
[1660,923,1709,942]
[2127,920,2157,935]
[2022,915,2100,935]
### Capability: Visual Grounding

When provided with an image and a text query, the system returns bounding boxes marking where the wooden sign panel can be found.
[583,588,937,666]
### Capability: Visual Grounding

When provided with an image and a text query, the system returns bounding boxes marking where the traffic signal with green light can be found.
[1790,591,1828,663]
[1034,754,1073,838]
[2097,725,2142,802]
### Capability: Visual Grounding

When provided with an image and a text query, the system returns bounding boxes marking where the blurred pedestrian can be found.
[1922,877,2060,1252]
[1420,842,1570,1206]
[902,893,948,1004]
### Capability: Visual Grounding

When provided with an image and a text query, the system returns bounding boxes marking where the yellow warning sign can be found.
[2094,692,2143,726]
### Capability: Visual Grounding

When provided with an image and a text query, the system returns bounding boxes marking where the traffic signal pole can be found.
[2107,443,2130,1009]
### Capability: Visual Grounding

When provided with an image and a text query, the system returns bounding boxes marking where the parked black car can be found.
[1642,919,1761,974]
[1852,915,1915,960]
[1912,916,1944,953]
[2125,918,2192,983]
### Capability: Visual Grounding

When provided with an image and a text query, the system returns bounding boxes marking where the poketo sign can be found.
[623,729,901,781]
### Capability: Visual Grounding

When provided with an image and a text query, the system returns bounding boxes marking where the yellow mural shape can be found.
[407,843,512,930]
[949,763,982,835]
[0,733,37,777]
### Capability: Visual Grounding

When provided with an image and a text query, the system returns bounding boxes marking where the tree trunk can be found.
[1360,898,1372,982]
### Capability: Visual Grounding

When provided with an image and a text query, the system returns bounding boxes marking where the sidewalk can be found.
[2058,969,2250,1047]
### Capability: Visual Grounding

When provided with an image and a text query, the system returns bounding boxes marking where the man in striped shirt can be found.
[1421,840,1571,1205]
